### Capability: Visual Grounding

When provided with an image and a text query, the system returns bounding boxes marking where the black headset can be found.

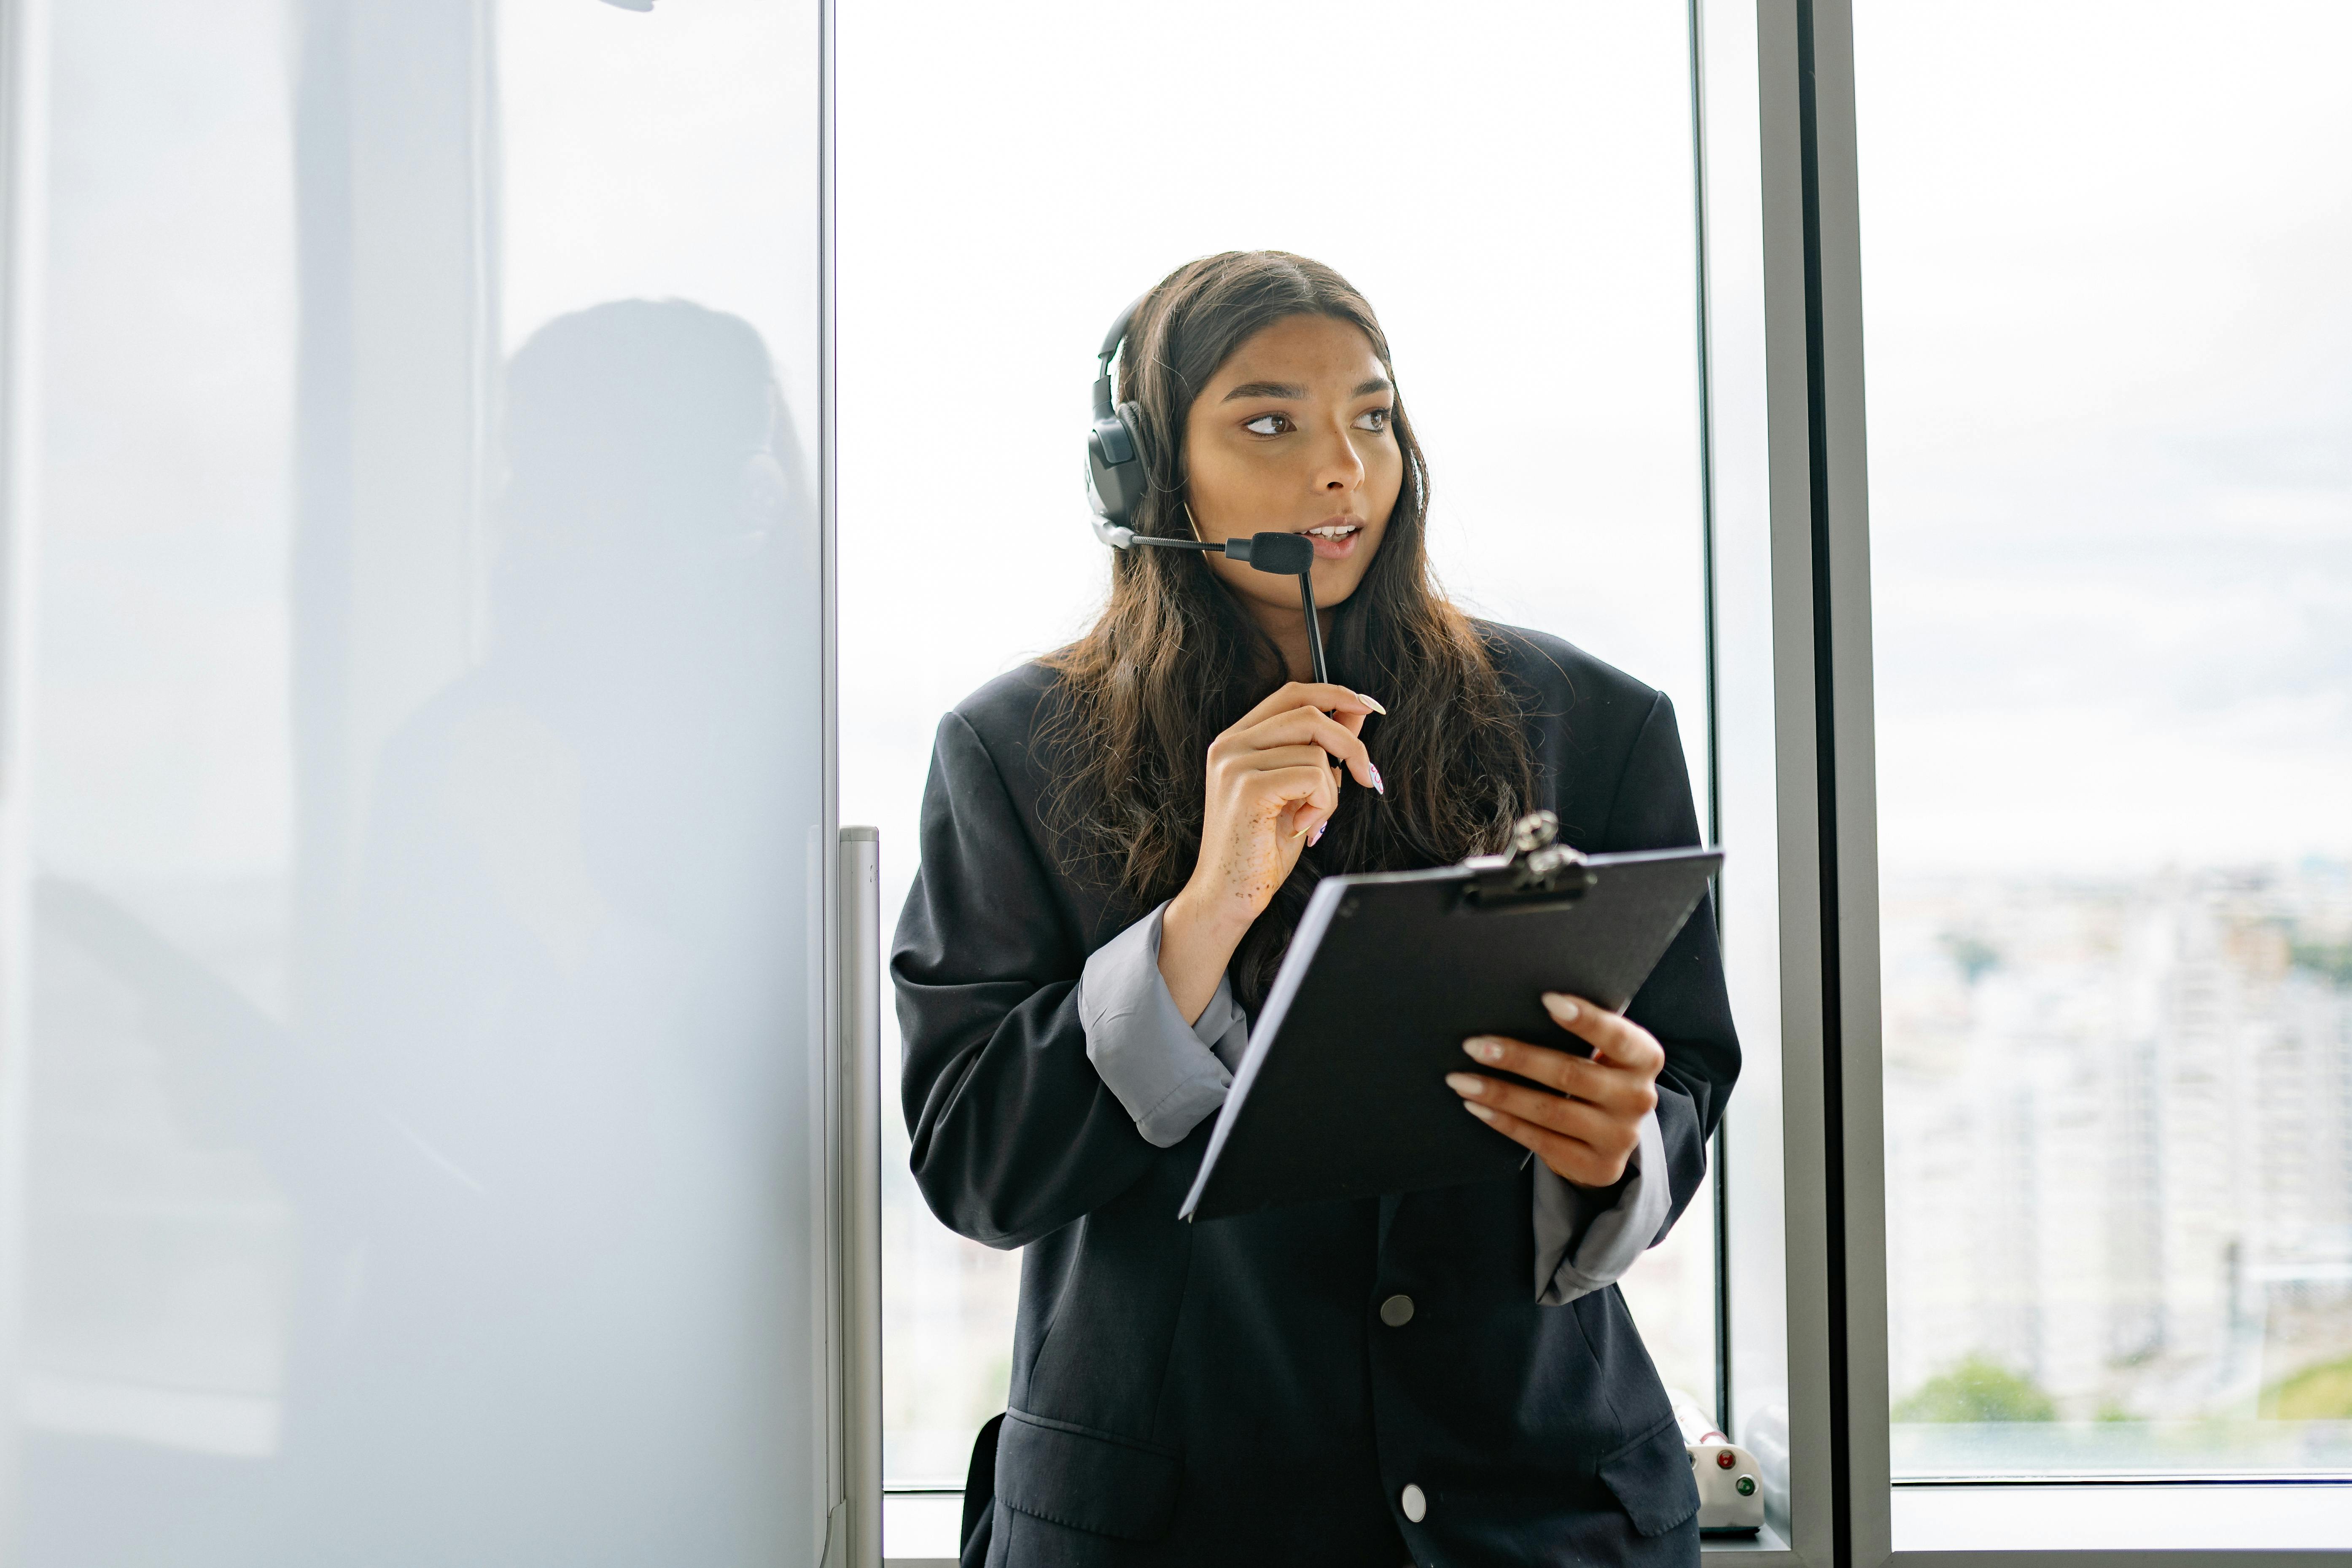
[1084,296,1153,546]
[1080,293,1332,686]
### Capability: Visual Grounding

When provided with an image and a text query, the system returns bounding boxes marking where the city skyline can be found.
[1882,858,2352,1475]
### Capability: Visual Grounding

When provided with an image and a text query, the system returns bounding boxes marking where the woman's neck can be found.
[1241,594,1337,685]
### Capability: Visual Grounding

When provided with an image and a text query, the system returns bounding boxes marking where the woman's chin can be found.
[1308,562,1372,606]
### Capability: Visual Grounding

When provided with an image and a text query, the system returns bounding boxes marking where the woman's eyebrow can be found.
[1219,376,1395,403]
[1220,380,1306,402]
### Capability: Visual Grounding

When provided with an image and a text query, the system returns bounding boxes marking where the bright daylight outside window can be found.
[1857,1,2352,1481]
[840,2,1720,1492]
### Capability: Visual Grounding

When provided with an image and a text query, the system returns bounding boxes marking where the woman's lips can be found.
[1301,522,1362,560]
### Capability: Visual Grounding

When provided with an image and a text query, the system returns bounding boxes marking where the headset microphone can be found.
[1083,299,1331,687]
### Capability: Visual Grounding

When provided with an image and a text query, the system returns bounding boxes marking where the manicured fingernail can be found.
[1356,692,1388,715]
[1463,1038,1505,1063]
[1463,1101,1496,1123]
[1368,764,1385,795]
[1445,1072,1483,1097]
[1544,993,1579,1020]
[1310,823,1326,847]
[1292,826,1309,841]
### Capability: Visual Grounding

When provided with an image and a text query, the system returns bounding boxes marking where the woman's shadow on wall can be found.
[301,296,826,1562]
[30,298,823,1567]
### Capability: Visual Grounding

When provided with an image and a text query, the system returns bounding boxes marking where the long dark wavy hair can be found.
[1041,251,1537,1008]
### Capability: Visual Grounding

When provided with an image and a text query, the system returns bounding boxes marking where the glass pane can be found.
[840,0,1714,1487]
[0,1,832,1560]
[1857,0,2352,1482]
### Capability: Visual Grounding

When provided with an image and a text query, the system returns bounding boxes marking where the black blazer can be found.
[894,624,1739,1568]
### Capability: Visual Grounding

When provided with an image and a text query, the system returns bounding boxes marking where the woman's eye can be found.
[1242,413,1290,436]
[1355,407,1393,433]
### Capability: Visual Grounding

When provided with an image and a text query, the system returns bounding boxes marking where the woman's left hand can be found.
[1445,992,1664,1189]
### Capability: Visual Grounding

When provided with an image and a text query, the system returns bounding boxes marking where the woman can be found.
[895,252,1738,1567]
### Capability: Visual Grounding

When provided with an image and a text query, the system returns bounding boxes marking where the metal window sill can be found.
[1892,1481,2352,1556]
[883,1490,1795,1565]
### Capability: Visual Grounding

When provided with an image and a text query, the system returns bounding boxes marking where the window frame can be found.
[1735,2,2352,1563]
[1697,2,1854,1562]
[1749,0,1889,1559]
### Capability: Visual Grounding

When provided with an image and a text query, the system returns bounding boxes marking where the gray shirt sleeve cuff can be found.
[1079,901,1251,1148]
[1531,1108,1674,1305]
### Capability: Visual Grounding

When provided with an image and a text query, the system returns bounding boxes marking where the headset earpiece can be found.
[1085,402,1150,534]
[1085,297,1154,539]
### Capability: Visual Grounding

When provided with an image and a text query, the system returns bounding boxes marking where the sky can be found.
[1853,0,2352,874]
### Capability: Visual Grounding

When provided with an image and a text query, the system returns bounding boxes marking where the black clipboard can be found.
[1178,820,1720,1222]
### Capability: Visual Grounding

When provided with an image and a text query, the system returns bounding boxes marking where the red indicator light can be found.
[1715,1450,1737,1469]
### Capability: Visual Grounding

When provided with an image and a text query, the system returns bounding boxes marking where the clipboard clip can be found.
[1461,811,1598,910]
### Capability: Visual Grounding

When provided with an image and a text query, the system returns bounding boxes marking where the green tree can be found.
[1892,1355,2058,1423]
[2288,939,2352,989]
[2261,1353,2352,1420]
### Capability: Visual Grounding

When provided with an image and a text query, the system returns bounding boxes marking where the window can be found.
[1804,0,2352,1555]
[1856,0,2352,1491]
[837,1,1730,1549]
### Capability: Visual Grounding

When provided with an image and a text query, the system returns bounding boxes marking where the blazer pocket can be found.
[1596,1413,1702,1538]
[995,1408,1182,1542]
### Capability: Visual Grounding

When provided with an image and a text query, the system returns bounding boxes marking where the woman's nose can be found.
[1312,419,1365,492]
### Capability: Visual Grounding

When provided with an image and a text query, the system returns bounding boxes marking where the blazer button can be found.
[1400,1483,1427,1522]
[1378,1293,1415,1327]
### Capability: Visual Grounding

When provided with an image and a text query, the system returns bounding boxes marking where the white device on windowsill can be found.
[1671,1390,1765,1536]
[1688,1438,1765,1535]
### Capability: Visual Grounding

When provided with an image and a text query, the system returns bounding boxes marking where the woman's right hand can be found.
[1157,683,1384,1023]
